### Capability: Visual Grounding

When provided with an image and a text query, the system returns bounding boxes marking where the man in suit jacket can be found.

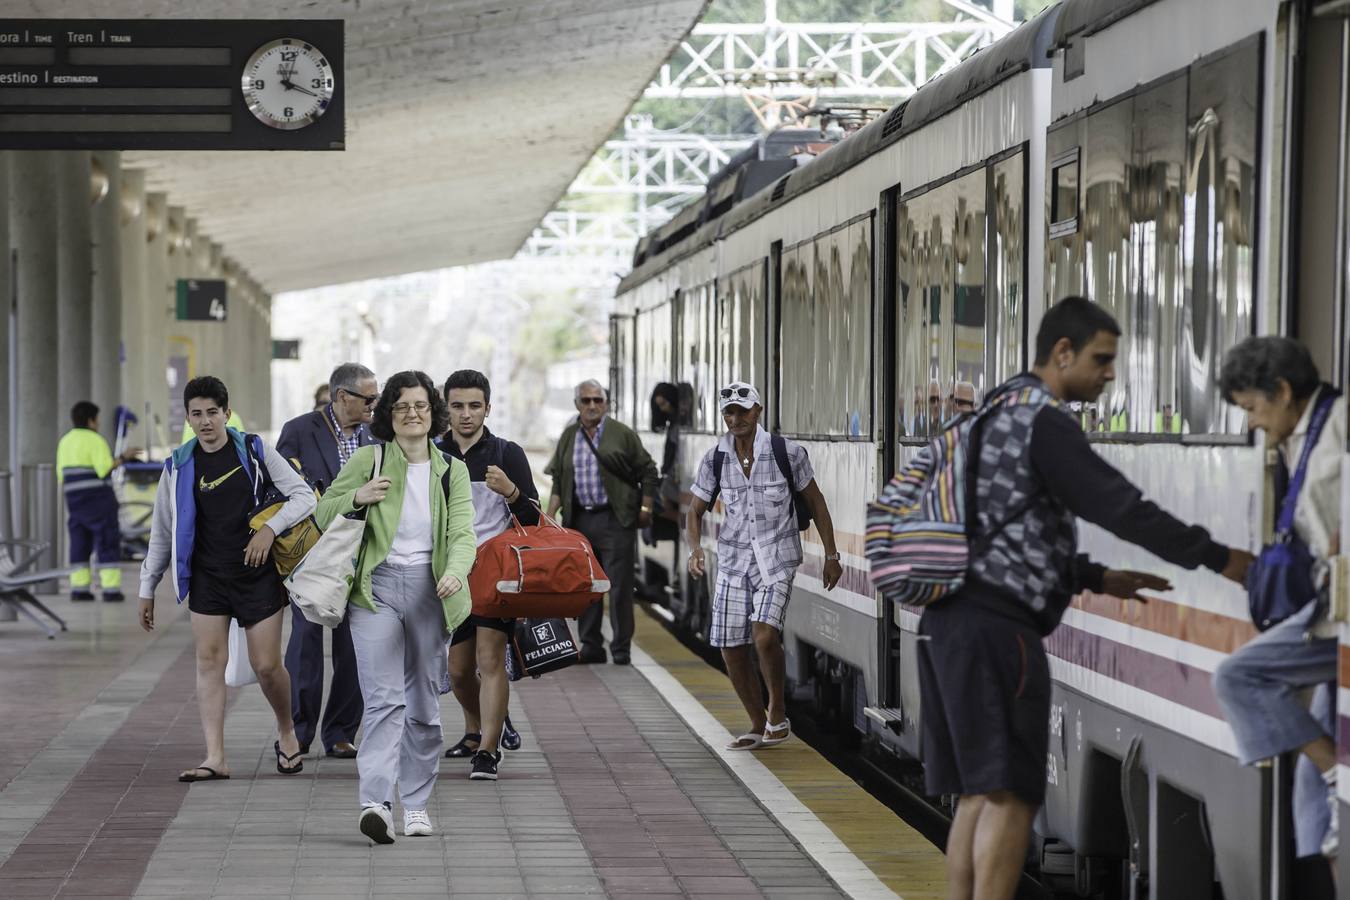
[277,362,379,757]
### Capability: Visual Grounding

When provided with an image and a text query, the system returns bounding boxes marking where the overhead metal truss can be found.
[521,0,1018,258]
[644,0,1015,100]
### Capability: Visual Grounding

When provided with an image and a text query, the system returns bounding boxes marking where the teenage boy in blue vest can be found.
[916,297,1253,900]
[138,376,316,783]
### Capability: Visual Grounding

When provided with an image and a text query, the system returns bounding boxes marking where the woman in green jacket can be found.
[315,370,476,845]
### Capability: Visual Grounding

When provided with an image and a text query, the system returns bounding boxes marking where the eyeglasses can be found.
[720,387,752,400]
[341,389,378,407]
[578,397,606,406]
[391,401,431,415]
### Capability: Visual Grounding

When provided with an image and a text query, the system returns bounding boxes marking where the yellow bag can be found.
[250,502,321,576]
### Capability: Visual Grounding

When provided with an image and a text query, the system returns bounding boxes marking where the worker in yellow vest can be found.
[56,402,141,601]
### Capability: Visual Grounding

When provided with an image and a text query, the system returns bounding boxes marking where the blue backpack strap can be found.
[1276,387,1340,534]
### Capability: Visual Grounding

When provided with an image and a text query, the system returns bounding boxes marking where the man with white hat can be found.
[686,381,843,750]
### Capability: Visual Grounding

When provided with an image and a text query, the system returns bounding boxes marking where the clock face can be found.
[241,39,335,130]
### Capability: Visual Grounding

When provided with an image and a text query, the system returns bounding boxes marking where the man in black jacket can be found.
[277,362,379,758]
[438,369,539,782]
[921,297,1253,900]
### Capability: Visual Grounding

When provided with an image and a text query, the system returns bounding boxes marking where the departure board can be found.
[0,20,344,150]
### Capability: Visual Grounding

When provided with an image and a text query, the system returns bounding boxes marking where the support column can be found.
[56,151,93,419]
[11,152,60,468]
[90,151,122,443]
[143,193,170,450]
[119,170,148,450]
[0,152,11,476]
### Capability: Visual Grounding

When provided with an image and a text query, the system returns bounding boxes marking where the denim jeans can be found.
[1212,600,1337,766]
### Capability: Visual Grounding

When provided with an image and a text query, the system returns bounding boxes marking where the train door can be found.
[1295,5,1350,896]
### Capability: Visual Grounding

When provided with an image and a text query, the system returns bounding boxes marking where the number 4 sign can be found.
[176,279,229,322]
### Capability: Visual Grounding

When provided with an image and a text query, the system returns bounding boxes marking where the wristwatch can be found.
[825,552,841,562]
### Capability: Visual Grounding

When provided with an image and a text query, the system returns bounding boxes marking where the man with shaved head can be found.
[545,379,659,665]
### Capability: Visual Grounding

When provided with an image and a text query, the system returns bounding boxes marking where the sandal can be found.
[726,733,765,751]
[274,740,304,775]
[445,732,481,759]
[178,766,230,783]
[761,717,791,747]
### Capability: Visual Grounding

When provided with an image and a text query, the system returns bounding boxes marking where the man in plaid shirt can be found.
[687,382,843,750]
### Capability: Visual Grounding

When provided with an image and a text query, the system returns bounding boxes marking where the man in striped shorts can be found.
[686,382,843,750]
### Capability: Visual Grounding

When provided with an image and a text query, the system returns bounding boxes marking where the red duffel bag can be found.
[469,511,609,618]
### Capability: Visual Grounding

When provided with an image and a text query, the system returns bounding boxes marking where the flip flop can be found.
[726,733,765,751]
[445,732,481,759]
[761,717,791,747]
[274,741,304,775]
[178,766,230,783]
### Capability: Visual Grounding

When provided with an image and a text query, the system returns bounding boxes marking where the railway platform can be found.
[0,568,946,900]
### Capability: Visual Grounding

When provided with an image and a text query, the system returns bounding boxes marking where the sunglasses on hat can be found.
[720,387,752,400]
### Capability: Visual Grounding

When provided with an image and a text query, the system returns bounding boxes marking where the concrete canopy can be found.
[17,0,709,292]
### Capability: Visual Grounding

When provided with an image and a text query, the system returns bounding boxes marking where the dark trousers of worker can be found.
[573,508,637,656]
[66,487,122,591]
[285,601,364,753]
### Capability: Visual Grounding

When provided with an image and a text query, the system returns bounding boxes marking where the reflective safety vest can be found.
[56,427,115,494]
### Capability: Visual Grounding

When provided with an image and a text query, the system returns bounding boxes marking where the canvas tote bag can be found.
[284,445,383,628]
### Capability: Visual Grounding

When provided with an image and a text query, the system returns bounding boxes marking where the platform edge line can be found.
[627,640,903,900]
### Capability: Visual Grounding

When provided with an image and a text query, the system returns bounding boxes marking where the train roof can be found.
[1050,0,1163,48]
[618,3,1063,294]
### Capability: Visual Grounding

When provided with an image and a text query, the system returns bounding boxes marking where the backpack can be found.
[865,385,1047,607]
[708,434,812,532]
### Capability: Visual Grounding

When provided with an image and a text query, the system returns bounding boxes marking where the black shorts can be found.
[917,585,1051,807]
[188,565,287,628]
[449,614,515,646]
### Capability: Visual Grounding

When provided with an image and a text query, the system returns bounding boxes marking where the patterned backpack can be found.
[865,383,1051,607]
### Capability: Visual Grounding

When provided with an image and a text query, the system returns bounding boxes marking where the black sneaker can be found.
[70,590,95,602]
[102,591,125,603]
[469,749,501,781]
[501,716,522,751]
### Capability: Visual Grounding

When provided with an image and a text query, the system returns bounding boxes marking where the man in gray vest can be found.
[920,297,1253,900]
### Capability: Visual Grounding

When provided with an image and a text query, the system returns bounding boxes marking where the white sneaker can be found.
[359,803,394,845]
[403,808,433,837]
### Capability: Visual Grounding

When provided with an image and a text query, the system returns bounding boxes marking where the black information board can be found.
[0,19,343,150]
[176,278,227,321]
[272,340,301,360]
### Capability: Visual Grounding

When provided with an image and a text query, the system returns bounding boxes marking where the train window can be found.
[1181,40,1257,437]
[1044,38,1257,440]
[635,298,673,433]
[718,261,768,409]
[1049,148,1079,238]
[779,220,872,437]
[895,168,987,443]
[676,283,717,432]
[990,151,1025,381]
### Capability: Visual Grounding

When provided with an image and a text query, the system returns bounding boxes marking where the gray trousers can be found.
[349,562,446,811]
[573,508,637,656]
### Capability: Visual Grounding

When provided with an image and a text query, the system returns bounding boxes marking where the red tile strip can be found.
[0,643,209,899]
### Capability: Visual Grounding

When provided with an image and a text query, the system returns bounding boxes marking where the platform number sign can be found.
[176,279,228,322]
[272,340,301,360]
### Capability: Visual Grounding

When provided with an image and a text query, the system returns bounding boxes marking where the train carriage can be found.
[611,0,1350,896]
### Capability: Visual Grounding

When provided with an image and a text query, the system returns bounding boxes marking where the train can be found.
[606,0,1350,897]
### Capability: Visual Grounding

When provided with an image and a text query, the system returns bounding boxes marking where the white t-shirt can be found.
[387,461,433,566]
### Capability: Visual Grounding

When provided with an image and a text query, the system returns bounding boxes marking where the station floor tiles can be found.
[0,576,946,899]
